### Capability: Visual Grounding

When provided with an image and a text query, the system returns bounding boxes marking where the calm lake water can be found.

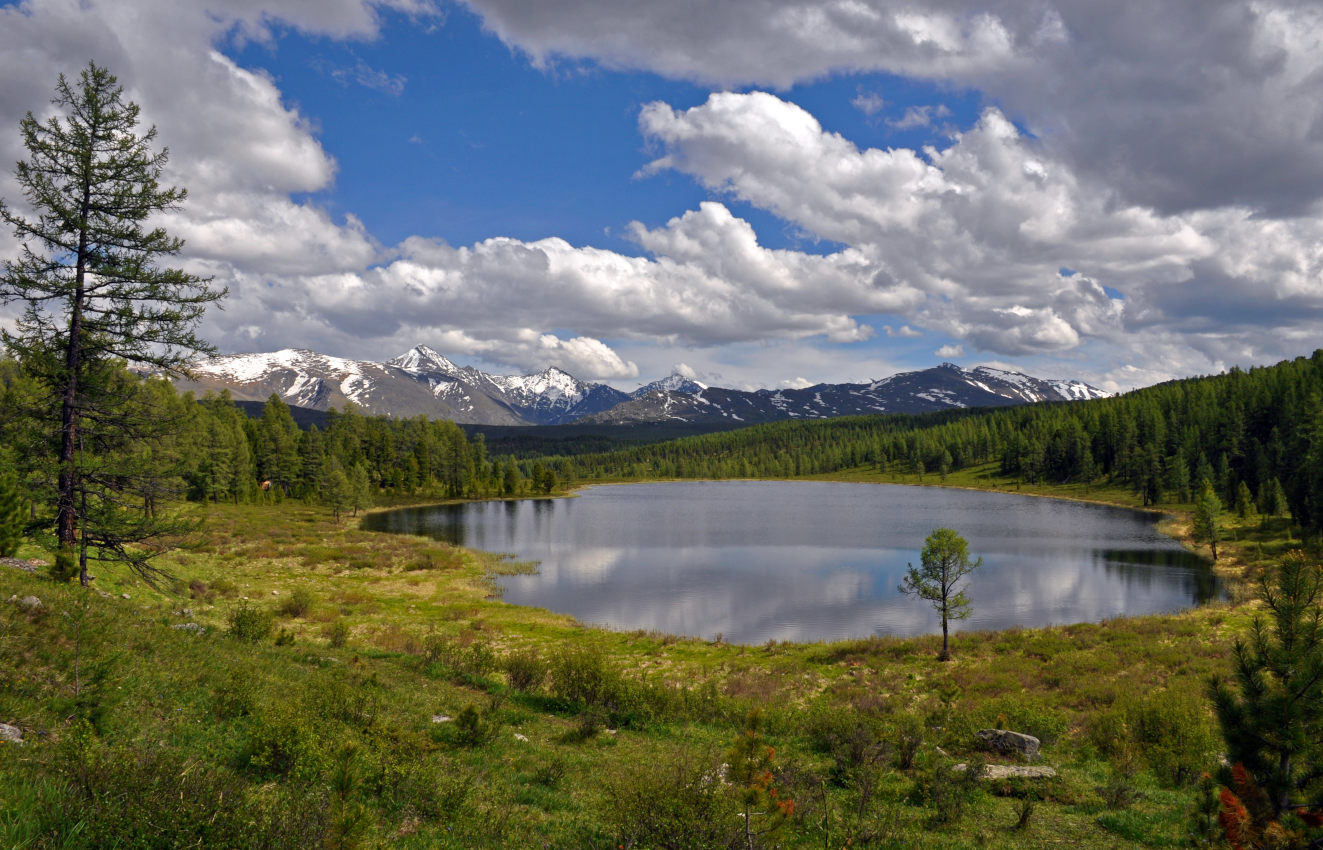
[364,481,1223,644]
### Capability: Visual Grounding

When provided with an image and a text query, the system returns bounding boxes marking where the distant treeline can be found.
[0,359,568,513]
[4,351,1322,535]
[554,351,1323,533]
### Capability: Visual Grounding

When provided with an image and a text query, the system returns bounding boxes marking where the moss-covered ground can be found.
[0,467,1301,848]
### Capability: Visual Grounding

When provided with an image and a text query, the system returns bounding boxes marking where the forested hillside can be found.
[0,363,556,525]
[558,351,1323,533]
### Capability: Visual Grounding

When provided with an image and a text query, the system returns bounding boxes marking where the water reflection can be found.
[363,482,1223,644]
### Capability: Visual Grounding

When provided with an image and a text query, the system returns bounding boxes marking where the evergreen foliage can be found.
[900,528,982,661]
[0,462,25,557]
[1210,550,1323,846]
[0,62,223,583]
[554,350,1323,536]
[1194,480,1225,562]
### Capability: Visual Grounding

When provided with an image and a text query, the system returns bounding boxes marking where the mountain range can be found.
[173,345,1109,427]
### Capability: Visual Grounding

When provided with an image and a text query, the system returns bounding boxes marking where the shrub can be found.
[602,750,740,850]
[227,600,274,643]
[326,618,350,648]
[549,644,622,709]
[452,704,496,747]
[976,696,1068,746]
[277,587,314,618]
[504,648,547,693]
[890,712,925,771]
[912,755,984,825]
[1129,689,1218,787]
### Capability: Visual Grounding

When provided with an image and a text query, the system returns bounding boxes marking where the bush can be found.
[277,587,314,618]
[227,600,274,643]
[602,750,740,849]
[889,712,926,771]
[1086,689,1218,787]
[912,755,985,825]
[976,696,1068,746]
[452,704,496,747]
[1129,689,1218,787]
[504,649,547,693]
[326,618,350,648]
[549,644,622,709]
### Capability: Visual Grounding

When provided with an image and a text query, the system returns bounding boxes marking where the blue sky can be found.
[2,0,1322,392]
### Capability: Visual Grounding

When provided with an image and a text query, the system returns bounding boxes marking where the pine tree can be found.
[1210,550,1323,845]
[0,62,223,584]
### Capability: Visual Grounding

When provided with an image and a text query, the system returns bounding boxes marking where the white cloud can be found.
[888,103,950,130]
[934,344,963,358]
[2,0,1320,392]
[464,0,1323,215]
[636,90,1323,367]
[851,89,885,117]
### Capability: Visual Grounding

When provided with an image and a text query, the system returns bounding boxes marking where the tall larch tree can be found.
[0,62,224,584]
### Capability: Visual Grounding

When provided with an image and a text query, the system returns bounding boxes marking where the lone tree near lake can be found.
[0,62,223,585]
[900,527,982,661]
[1193,478,1224,562]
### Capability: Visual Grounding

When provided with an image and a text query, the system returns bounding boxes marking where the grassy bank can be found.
[0,472,1299,848]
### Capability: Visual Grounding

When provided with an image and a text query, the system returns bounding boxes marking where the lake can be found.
[363,481,1223,644]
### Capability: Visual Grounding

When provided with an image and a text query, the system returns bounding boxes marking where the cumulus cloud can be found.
[464,0,1323,215]
[636,90,1323,366]
[934,344,963,358]
[3,0,1320,391]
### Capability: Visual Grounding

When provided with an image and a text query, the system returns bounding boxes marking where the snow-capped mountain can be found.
[579,362,1109,425]
[176,345,630,425]
[632,371,708,397]
[175,347,1107,427]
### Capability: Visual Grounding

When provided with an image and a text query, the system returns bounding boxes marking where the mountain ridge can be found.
[174,345,1108,427]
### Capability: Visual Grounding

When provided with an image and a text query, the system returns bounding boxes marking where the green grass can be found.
[0,476,1300,848]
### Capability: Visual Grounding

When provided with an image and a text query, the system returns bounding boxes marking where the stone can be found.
[0,723,22,744]
[171,623,206,634]
[16,595,42,611]
[431,714,452,724]
[954,763,1056,781]
[120,593,131,600]
[977,728,1040,759]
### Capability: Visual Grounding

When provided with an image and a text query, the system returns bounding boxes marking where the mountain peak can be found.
[632,370,708,398]
[389,345,460,376]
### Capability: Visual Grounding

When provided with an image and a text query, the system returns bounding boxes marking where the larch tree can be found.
[1194,478,1224,562]
[0,62,224,585]
[900,527,982,661]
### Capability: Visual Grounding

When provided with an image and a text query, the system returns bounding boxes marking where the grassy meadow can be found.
[0,465,1303,848]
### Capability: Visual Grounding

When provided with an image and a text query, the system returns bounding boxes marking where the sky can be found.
[0,1,1321,393]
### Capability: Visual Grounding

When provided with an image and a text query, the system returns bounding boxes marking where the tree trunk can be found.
[940,615,951,661]
[59,163,92,581]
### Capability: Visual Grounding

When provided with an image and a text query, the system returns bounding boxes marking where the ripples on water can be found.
[364,481,1222,644]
